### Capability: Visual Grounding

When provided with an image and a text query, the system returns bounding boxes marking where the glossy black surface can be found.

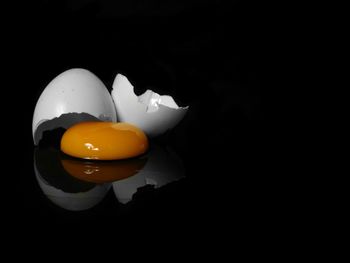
[34,144,185,210]
[7,1,268,233]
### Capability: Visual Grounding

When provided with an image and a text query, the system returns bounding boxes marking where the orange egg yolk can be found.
[61,122,148,160]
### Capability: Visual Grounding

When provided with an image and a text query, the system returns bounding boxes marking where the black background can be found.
[5,0,269,236]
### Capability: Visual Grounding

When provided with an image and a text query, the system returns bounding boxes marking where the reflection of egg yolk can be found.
[61,122,148,160]
[61,157,147,183]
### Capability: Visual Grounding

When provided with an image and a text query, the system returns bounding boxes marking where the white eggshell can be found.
[112,144,185,204]
[32,68,117,144]
[111,74,188,138]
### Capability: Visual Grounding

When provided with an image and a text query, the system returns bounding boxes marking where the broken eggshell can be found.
[111,74,188,138]
[32,68,117,145]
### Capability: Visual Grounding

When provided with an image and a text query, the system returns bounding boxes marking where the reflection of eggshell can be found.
[113,144,185,204]
[112,172,146,204]
[111,74,188,138]
[35,170,110,211]
[32,68,117,145]
[33,147,111,211]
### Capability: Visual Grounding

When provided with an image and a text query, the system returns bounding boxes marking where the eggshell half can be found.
[32,68,117,145]
[111,74,188,138]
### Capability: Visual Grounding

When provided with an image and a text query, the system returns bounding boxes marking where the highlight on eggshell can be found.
[111,74,189,138]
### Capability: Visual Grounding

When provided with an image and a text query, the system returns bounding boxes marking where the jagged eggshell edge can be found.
[111,74,188,138]
[32,68,117,145]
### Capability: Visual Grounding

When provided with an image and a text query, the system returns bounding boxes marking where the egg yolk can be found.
[61,122,148,160]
